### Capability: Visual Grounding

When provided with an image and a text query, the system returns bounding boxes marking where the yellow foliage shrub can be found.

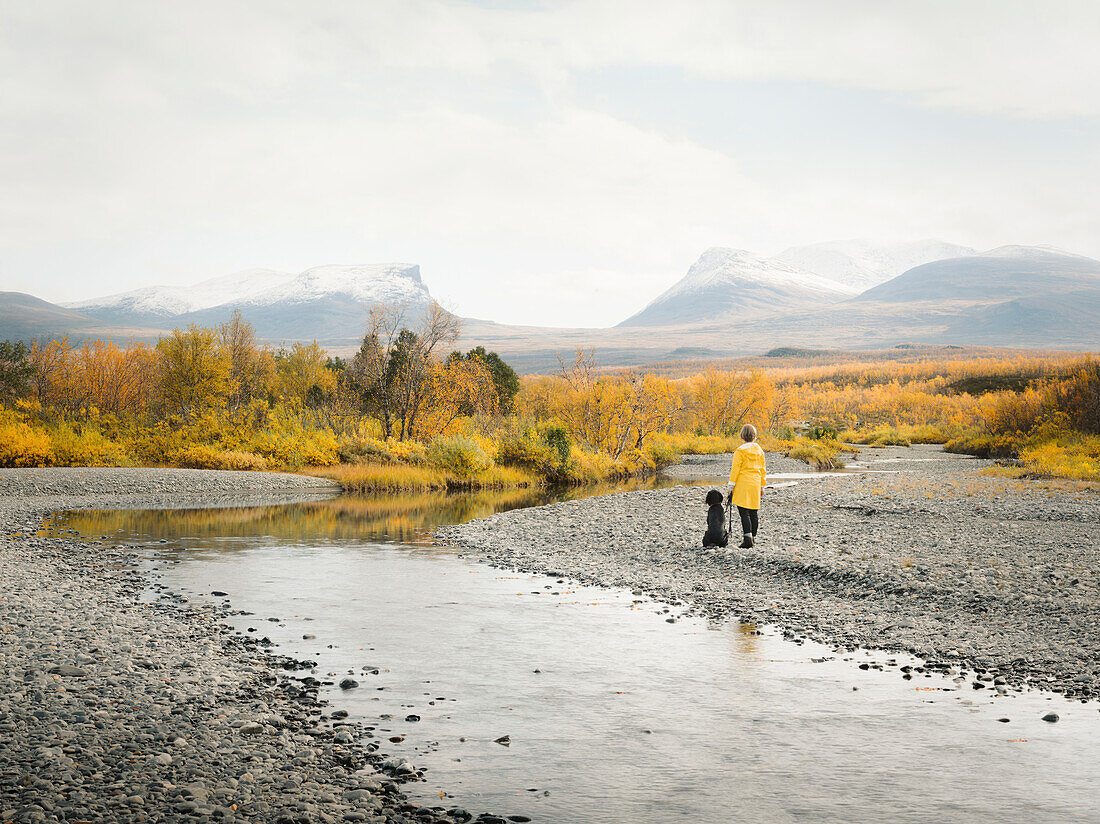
[661,432,742,454]
[387,439,428,465]
[944,429,1020,458]
[337,436,392,464]
[176,444,225,469]
[0,413,53,467]
[567,448,619,483]
[218,451,268,471]
[1014,428,1100,481]
[246,409,339,468]
[772,436,846,469]
[46,422,131,467]
[494,421,555,468]
[840,424,950,446]
[643,434,682,469]
[175,445,268,471]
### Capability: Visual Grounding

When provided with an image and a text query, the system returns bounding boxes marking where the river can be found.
[49,485,1100,823]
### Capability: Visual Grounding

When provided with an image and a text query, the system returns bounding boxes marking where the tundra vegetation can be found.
[0,306,1097,488]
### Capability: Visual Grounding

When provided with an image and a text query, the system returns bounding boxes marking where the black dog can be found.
[702,489,729,548]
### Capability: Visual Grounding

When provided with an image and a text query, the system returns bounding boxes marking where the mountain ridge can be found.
[5,242,1097,372]
[618,247,854,327]
[772,239,977,291]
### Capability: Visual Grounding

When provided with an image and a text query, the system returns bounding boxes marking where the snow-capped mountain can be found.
[67,264,430,320]
[772,239,976,292]
[63,263,436,343]
[252,264,432,308]
[618,248,856,327]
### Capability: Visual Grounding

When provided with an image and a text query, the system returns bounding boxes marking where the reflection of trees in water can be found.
[733,621,761,657]
[46,475,679,547]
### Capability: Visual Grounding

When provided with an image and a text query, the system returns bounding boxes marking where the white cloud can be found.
[1,0,1098,326]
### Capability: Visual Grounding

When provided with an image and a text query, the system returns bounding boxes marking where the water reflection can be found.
[46,474,683,546]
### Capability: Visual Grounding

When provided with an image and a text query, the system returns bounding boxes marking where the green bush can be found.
[539,422,572,468]
[495,422,554,469]
[428,435,493,478]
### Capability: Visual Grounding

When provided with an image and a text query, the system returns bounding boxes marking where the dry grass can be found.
[304,462,541,493]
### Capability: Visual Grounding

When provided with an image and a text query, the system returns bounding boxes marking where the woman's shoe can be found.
[739,535,754,549]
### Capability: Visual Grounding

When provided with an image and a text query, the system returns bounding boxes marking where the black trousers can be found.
[737,506,759,536]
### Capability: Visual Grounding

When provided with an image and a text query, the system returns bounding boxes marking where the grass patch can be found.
[1016,434,1100,482]
[838,424,953,447]
[304,462,542,493]
[659,432,742,454]
[762,434,852,469]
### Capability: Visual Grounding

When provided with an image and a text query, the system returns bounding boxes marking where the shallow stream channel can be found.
[49,476,1100,824]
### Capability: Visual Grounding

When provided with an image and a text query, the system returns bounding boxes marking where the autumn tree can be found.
[687,368,775,435]
[274,341,335,408]
[28,338,71,406]
[157,325,231,418]
[0,340,34,402]
[550,350,678,458]
[70,340,158,414]
[348,302,460,440]
[453,346,520,412]
[417,355,498,438]
[217,310,272,410]
[630,372,680,448]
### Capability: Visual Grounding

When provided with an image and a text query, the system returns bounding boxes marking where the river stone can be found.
[48,664,87,677]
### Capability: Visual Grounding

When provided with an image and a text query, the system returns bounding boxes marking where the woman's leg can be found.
[737,506,754,536]
[749,508,759,537]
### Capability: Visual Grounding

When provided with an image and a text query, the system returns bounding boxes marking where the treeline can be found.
[0,305,526,475]
[1,314,1096,484]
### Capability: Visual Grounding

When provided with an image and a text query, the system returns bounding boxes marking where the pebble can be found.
[0,467,469,824]
[437,445,1100,702]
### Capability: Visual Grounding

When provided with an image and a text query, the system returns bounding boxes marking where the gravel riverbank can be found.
[0,468,493,824]
[440,445,1100,701]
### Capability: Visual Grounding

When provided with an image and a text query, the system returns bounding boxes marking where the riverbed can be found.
[47,478,1100,824]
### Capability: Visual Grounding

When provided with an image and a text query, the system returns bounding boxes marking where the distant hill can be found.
[617,248,854,327]
[0,291,157,343]
[773,239,975,291]
[857,246,1100,303]
[942,289,1100,347]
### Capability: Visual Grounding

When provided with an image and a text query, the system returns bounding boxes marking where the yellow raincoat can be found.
[729,441,766,509]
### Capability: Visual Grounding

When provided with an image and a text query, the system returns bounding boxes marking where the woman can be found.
[728,424,766,548]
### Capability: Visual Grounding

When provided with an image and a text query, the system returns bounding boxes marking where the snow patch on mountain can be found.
[66,264,430,318]
[618,248,854,327]
[656,248,858,301]
[254,264,429,307]
[772,239,976,291]
[977,244,1094,262]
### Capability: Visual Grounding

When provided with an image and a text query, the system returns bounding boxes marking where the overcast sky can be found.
[2,0,1098,327]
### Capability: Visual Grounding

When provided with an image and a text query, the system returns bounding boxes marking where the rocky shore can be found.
[4,452,1098,821]
[0,469,503,824]
[440,445,1100,701]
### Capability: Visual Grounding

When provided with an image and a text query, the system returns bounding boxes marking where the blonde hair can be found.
[740,424,757,442]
